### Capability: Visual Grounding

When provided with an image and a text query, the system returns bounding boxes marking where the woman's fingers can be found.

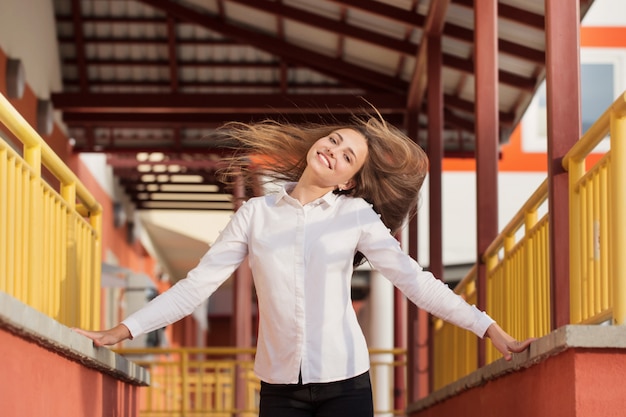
[486,323,535,361]
[72,324,131,346]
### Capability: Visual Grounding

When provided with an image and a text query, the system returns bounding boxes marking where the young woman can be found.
[75,113,534,417]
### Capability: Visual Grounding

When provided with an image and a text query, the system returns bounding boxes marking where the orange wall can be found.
[0,328,141,417]
[409,349,626,417]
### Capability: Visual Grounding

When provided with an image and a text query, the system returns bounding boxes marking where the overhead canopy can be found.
[50,0,595,209]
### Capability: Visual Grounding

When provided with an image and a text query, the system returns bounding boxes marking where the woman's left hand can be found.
[485,323,536,361]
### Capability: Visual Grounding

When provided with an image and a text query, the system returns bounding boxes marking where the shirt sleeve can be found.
[122,202,252,338]
[355,203,494,338]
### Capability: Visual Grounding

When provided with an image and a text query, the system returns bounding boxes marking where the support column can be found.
[368,270,394,417]
[427,35,444,282]
[404,110,429,400]
[545,0,581,329]
[474,0,499,367]
[231,172,253,417]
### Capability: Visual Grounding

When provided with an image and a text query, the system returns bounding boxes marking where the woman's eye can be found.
[344,154,351,162]
[329,137,337,144]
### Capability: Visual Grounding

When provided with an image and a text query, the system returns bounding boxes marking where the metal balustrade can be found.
[0,92,102,329]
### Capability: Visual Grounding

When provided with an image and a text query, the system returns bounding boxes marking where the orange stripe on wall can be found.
[443,125,548,172]
[581,27,626,48]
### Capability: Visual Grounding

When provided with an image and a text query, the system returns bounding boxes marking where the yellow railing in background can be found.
[432,90,626,390]
[116,347,407,417]
[0,92,102,329]
[483,179,552,362]
[563,90,626,325]
[432,267,478,390]
[432,179,552,389]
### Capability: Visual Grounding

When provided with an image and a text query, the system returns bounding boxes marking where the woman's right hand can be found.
[73,323,132,347]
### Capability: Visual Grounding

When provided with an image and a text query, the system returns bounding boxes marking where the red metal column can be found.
[404,110,430,401]
[231,172,253,417]
[474,0,499,367]
[427,35,444,282]
[545,0,581,330]
[426,32,444,397]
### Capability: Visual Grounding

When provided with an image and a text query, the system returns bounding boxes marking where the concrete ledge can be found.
[407,324,626,414]
[0,291,150,386]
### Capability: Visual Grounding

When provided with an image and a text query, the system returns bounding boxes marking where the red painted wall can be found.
[0,329,141,417]
[409,349,626,417]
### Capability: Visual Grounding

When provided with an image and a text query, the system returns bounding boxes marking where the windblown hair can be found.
[218,111,429,262]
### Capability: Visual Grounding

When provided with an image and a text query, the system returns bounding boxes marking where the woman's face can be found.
[306,128,369,190]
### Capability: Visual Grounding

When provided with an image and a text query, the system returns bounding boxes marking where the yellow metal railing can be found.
[483,179,552,361]
[116,347,407,417]
[432,180,552,389]
[0,92,102,329]
[432,267,478,390]
[432,90,626,390]
[563,90,626,325]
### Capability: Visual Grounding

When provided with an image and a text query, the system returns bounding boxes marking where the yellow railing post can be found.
[568,156,584,324]
[610,97,626,325]
[524,209,537,337]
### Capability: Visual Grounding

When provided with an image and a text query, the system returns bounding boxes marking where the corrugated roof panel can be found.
[442,67,466,95]
[346,9,413,40]
[503,0,544,15]
[283,20,338,57]
[498,53,540,79]
[284,0,342,19]
[446,3,474,30]
[224,2,278,34]
[499,83,525,113]
[344,39,402,76]
[498,21,544,52]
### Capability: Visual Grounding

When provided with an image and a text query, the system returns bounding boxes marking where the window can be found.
[521,48,624,153]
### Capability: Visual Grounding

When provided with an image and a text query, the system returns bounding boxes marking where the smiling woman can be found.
[219,113,429,238]
[74,110,534,417]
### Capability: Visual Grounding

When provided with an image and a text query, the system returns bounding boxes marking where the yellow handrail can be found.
[433,90,626,390]
[563,90,626,325]
[0,92,102,329]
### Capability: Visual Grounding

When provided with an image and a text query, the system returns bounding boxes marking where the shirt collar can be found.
[276,182,340,207]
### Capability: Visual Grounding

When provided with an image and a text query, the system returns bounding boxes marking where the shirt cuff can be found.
[471,305,496,338]
[121,317,142,339]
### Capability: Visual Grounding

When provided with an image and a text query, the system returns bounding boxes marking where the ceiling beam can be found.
[329,0,425,26]
[135,0,406,92]
[51,92,408,114]
[227,0,417,55]
[407,0,450,112]
[451,0,544,29]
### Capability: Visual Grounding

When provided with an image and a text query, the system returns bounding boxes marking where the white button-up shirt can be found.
[123,183,494,384]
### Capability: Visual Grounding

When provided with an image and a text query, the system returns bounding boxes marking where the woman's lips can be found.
[318,152,331,168]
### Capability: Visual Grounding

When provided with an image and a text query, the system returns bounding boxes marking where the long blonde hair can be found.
[218,112,429,237]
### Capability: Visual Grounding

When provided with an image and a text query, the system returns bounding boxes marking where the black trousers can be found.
[258,371,374,417]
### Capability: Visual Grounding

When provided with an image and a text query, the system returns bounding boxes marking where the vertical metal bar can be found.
[525,210,538,337]
[7,158,16,295]
[474,0,499,367]
[610,110,626,324]
[569,156,584,323]
[0,148,7,291]
[91,210,103,329]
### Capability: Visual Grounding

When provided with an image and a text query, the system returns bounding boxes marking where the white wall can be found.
[0,0,62,98]
[416,172,546,267]
[583,0,626,25]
